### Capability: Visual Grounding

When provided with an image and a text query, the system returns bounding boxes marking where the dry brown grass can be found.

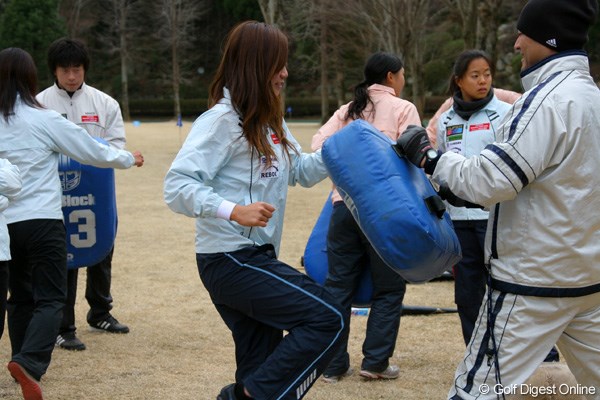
[0,121,468,399]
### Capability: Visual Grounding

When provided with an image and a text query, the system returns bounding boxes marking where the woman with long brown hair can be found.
[164,21,345,400]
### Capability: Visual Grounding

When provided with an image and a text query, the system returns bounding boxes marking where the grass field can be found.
[0,121,484,399]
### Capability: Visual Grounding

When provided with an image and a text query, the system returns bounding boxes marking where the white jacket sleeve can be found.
[432,97,563,208]
[285,122,328,187]
[0,158,21,212]
[163,117,231,219]
[103,97,127,149]
[38,109,135,169]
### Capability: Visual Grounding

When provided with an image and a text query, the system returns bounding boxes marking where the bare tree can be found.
[155,0,205,119]
[443,0,478,48]
[257,0,283,26]
[355,0,436,114]
[355,0,403,55]
[284,0,375,121]
[101,0,140,121]
[60,0,93,38]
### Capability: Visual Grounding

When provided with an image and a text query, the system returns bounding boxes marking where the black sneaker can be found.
[90,315,130,333]
[56,332,86,351]
[216,384,236,400]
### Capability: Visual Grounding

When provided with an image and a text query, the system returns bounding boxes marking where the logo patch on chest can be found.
[446,124,464,141]
[270,132,280,144]
[469,123,490,131]
[260,156,279,179]
[81,115,99,123]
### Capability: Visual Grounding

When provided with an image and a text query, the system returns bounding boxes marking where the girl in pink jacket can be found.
[311,52,421,383]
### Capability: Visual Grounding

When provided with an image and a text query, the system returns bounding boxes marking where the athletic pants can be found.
[7,219,67,381]
[449,289,600,400]
[197,244,346,400]
[453,220,559,362]
[0,260,7,340]
[453,219,489,346]
[60,247,115,334]
[323,202,405,375]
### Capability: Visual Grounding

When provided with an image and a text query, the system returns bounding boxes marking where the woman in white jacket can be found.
[0,158,21,343]
[435,50,512,347]
[0,47,143,400]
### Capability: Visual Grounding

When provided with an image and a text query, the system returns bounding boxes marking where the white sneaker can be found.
[359,364,400,380]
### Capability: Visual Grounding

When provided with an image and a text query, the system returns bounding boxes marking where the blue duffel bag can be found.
[321,119,461,283]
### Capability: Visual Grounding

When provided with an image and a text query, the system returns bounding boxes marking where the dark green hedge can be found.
[128,98,209,118]
[128,96,447,119]
[128,97,337,119]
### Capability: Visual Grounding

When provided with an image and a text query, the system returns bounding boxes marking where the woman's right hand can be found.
[231,202,275,227]
[132,151,144,167]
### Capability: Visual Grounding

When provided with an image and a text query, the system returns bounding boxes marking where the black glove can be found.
[438,184,484,209]
[395,125,433,167]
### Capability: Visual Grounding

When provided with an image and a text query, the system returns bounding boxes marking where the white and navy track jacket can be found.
[37,82,126,149]
[0,98,135,225]
[164,88,328,256]
[431,52,600,297]
[436,94,511,221]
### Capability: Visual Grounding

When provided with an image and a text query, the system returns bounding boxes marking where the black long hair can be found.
[447,49,493,95]
[346,52,404,121]
[0,47,43,123]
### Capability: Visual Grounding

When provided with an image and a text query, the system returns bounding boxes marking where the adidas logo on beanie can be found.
[517,0,599,52]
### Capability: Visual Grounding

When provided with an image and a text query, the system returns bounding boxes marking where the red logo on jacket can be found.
[469,123,490,131]
[81,115,99,123]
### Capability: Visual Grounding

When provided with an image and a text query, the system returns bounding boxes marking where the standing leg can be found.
[198,245,346,400]
[60,268,79,335]
[55,267,86,350]
[556,291,600,395]
[453,220,488,346]
[85,247,128,333]
[213,302,283,383]
[0,261,8,341]
[322,202,365,379]
[85,247,113,323]
[449,291,570,400]
[360,239,405,378]
[7,219,67,381]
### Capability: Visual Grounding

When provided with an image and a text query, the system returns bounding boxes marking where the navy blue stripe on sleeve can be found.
[508,71,561,141]
[485,144,529,188]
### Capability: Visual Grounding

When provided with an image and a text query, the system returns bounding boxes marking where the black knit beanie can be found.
[517,0,599,52]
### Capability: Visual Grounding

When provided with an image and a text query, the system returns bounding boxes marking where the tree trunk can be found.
[119,2,130,121]
[319,9,329,123]
[171,0,181,118]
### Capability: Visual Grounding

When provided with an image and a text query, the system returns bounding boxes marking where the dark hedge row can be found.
[127,96,447,119]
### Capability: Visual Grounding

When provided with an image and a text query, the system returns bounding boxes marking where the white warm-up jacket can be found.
[431,52,600,296]
[436,95,511,221]
[0,98,135,225]
[164,88,328,256]
[0,158,21,260]
[37,82,126,149]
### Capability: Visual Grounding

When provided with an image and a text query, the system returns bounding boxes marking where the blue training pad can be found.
[303,192,373,307]
[321,119,461,283]
[59,138,117,269]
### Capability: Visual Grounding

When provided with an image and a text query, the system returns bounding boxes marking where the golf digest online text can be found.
[479,383,596,397]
